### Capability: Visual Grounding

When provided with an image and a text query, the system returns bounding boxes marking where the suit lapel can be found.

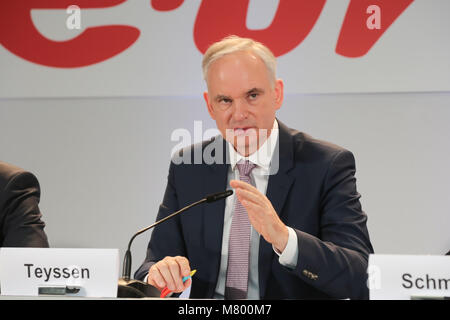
[202,163,229,253]
[258,120,295,298]
[201,136,229,297]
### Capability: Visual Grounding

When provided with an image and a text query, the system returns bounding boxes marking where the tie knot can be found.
[236,160,256,177]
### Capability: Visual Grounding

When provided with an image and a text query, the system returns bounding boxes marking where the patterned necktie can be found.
[225,160,256,299]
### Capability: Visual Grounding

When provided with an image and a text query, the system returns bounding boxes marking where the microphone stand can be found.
[117,190,232,298]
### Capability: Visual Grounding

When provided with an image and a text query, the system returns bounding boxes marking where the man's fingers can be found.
[240,198,263,220]
[235,188,263,206]
[230,179,259,193]
[158,260,178,291]
[147,256,191,293]
[183,278,192,290]
[148,265,166,289]
[168,257,188,292]
[176,256,191,278]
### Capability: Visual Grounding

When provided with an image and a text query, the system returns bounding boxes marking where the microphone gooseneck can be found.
[121,189,233,282]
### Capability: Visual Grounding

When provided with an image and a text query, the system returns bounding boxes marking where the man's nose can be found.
[231,98,249,121]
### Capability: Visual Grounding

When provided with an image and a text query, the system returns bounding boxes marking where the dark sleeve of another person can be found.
[0,170,49,247]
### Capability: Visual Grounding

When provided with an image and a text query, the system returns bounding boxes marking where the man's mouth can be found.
[233,127,256,136]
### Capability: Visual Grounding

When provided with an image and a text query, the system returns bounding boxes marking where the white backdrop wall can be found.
[1,92,449,273]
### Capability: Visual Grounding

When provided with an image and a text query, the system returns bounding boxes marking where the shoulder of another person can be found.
[0,161,26,187]
[0,162,39,192]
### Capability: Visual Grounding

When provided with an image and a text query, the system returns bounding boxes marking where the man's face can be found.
[204,50,283,156]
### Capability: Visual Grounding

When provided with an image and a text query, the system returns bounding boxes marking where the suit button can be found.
[303,269,318,280]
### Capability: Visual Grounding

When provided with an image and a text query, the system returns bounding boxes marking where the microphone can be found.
[117,189,233,298]
[206,189,233,203]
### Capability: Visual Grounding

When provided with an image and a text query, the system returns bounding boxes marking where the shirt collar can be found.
[227,119,279,172]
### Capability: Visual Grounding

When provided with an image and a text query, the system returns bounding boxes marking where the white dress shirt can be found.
[213,119,299,299]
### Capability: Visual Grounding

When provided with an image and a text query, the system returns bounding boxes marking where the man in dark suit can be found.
[0,161,49,247]
[135,36,373,299]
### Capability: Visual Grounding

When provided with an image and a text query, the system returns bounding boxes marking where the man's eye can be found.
[248,93,258,100]
[221,98,232,104]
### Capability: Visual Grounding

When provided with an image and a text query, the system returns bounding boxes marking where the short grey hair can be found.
[202,35,277,86]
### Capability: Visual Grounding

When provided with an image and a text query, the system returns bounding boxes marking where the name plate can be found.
[0,248,119,297]
[368,254,450,300]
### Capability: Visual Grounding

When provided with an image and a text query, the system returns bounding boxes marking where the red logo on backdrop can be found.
[0,0,140,68]
[0,0,413,68]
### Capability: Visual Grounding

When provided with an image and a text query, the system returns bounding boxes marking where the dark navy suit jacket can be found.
[135,120,373,299]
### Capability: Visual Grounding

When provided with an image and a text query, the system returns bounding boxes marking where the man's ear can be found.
[274,79,284,110]
[204,91,216,120]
